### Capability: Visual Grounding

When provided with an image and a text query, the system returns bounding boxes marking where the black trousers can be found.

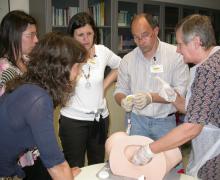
[22,157,51,180]
[59,115,109,168]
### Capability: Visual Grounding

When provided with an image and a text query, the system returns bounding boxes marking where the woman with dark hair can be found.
[59,12,121,168]
[0,32,87,179]
[0,10,38,94]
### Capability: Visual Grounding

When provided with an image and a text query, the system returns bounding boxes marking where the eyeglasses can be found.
[23,32,38,40]
[133,32,153,41]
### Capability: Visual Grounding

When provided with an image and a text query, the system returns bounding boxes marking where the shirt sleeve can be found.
[172,54,189,97]
[185,63,220,127]
[105,47,121,69]
[25,93,65,168]
[114,55,132,96]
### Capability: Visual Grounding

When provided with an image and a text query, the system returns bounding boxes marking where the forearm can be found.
[103,69,117,92]
[48,161,73,180]
[150,123,203,154]
[150,93,170,103]
[172,94,186,114]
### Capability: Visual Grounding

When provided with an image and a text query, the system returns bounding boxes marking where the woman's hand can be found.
[71,167,81,177]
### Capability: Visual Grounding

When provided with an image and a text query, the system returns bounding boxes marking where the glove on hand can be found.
[155,76,177,102]
[133,92,152,110]
[131,144,154,165]
[121,95,134,112]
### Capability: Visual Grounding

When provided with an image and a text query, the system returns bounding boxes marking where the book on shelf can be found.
[89,0,105,26]
[67,6,79,23]
[118,35,135,51]
[153,15,159,24]
[118,10,128,26]
[100,0,104,26]
[118,11,135,27]
[99,28,104,44]
[165,32,176,44]
[52,6,79,27]
[118,35,123,51]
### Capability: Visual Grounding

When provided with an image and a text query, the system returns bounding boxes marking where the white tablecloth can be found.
[75,163,197,180]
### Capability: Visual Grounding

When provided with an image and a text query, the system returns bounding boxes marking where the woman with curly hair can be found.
[0,32,87,179]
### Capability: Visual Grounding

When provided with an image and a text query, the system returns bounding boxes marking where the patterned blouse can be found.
[185,49,220,180]
[0,57,20,96]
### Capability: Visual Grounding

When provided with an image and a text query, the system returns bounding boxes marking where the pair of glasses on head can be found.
[23,32,38,40]
[133,32,154,41]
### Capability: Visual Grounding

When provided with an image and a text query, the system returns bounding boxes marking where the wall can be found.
[0,0,9,22]
[0,0,29,28]
[106,83,126,134]
[9,0,29,12]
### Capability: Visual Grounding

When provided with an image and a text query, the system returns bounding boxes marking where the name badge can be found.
[150,65,163,73]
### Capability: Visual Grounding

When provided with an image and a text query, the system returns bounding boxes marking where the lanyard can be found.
[126,112,132,135]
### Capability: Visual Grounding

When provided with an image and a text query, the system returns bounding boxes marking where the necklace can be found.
[82,63,91,89]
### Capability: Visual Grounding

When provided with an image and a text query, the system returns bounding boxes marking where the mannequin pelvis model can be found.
[105,132,182,180]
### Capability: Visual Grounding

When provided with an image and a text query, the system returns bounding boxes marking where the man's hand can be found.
[155,76,177,102]
[131,144,154,165]
[133,92,152,110]
[121,95,134,112]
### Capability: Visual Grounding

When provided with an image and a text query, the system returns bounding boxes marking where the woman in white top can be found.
[59,12,121,168]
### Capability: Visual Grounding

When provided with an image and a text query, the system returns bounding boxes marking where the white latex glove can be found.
[131,144,154,165]
[133,92,152,110]
[155,76,177,102]
[121,95,134,112]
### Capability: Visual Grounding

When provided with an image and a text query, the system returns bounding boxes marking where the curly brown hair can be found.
[6,32,87,107]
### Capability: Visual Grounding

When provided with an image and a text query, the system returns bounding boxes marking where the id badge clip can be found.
[150,65,163,73]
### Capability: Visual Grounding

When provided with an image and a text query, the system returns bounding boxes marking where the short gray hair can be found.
[175,14,216,49]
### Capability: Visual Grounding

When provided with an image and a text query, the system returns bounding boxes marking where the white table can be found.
[75,163,197,180]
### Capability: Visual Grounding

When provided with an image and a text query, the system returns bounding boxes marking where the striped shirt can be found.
[0,58,20,96]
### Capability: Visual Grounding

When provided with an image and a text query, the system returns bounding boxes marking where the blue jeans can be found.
[128,112,176,140]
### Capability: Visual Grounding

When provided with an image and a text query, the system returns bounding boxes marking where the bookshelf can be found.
[213,11,220,45]
[116,1,137,56]
[51,0,79,32]
[29,0,112,49]
[143,2,162,39]
[88,0,112,48]
[182,7,196,18]
[164,6,180,45]
[29,0,220,55]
